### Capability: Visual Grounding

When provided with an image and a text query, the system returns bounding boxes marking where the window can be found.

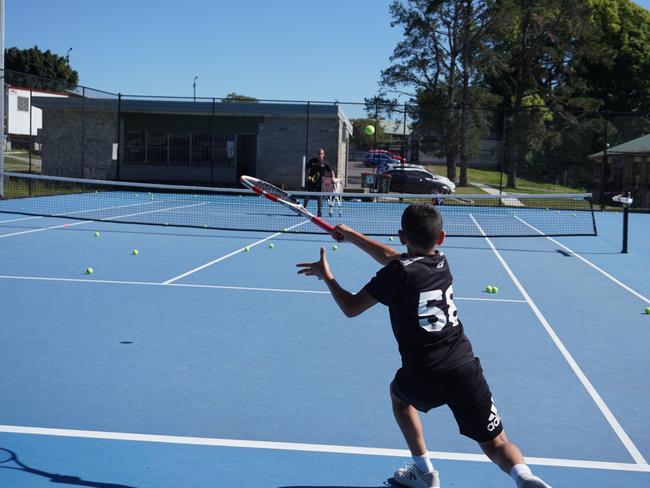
[191,134,212,166]
[17,96,29,112]
[125,131,146,163]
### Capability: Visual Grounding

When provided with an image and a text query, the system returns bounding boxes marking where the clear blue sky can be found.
[6,0,402,105]
[6,0,650,105]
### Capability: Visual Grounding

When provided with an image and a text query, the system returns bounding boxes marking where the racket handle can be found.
[310,216,343,242]
[310,215,335,232]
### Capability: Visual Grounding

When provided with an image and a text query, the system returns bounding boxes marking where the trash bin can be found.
[361,173,376,189]
[376,174,391,193]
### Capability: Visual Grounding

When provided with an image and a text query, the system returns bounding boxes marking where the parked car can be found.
[363,149,408,166]
[381,166,455,194]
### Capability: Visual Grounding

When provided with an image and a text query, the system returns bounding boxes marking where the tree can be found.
[486,0,603,188]
[5,46,78,89]
[581,0,650,112]
[381,1,495,185]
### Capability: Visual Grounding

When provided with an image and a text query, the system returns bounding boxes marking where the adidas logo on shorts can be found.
[487,398,501,432]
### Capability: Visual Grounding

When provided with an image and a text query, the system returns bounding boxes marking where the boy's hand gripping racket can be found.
[240,175,341,239]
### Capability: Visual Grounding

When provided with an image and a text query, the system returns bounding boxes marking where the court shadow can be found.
[0,447,137,487]
[277,479,396,488]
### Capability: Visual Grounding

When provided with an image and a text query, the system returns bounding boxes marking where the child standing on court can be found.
[296,204,551,488]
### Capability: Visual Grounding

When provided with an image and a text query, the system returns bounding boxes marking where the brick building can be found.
[33,97,352,190]
[589,134,650,208]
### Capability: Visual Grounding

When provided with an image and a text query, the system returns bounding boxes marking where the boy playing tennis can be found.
[296,204,551,488]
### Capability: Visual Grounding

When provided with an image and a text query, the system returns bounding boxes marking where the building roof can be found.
[30,96,352,129]
[589,134,650,159]
[380,119,412,136]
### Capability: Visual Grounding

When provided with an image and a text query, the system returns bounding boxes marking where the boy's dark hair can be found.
[401,204,443,250]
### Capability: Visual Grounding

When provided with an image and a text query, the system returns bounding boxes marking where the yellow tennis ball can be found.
[645,307,650,315]
[243,246,250,252]
[492,286,499,293]
[94,232,100,237]
[268,243,274,249]
[388,236,394,241]
[364,125,375,136]
[485,285,492,293]
[332,245,338,251]
[132,249,139,255]
[86,267,94,274]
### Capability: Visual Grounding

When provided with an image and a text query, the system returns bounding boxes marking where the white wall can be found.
[6,87,67,136]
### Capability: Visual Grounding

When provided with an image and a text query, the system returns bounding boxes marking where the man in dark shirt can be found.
[304,148,334,217]
[297,204,551,488]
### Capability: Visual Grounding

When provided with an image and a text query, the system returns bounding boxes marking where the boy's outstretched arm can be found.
[297,247,377,317]
[333,224,401,265]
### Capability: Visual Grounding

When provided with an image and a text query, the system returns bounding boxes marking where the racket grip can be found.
[311,216,343,242]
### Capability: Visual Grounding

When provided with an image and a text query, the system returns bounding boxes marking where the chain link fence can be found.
[2,69,649,210]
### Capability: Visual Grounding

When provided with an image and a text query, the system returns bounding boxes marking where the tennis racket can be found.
[240,175,341,238]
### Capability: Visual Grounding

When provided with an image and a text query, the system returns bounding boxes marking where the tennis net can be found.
[0,172,597,237]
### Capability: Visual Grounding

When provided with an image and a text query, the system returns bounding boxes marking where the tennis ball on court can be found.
[332,245,338,251]
[243,246,250,252]
[132,249,139,255]
[645,307,650,315]
[364,125,375,136]
[485,285,493,293]
[85,267,94,274]
[268,243,274,249]
[388,236,394,241]
[94,231,100,237]
[492,286,499,294]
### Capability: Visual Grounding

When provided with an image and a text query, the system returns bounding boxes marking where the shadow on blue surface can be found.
[0,447,137,487]
[277,480,396,488]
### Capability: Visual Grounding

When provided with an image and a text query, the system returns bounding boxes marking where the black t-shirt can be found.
[306,158,333,189]
[364,251,475,372]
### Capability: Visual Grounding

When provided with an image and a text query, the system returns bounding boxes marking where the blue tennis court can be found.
[1,195,649,487]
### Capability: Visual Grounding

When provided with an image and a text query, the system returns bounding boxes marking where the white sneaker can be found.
[393,464,440,488]
[518,475,552,488]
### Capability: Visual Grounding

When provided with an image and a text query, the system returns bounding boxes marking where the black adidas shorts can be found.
[390,358,503,443]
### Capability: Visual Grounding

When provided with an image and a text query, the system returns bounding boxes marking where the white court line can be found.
[513,215,650,305]
[0,215,44,224]
[0,275,527,303]
[0,219,92,237]
[469,214,648,466]
[0,274,330,294]
[0,424,648,473]
[162,220,309,284]
[0,201,209,239]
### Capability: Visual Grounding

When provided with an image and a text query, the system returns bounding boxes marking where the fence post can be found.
[116,93,121,180]
[599,110,609,210]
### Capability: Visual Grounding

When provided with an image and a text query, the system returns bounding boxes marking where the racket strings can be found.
[256,180,299,205]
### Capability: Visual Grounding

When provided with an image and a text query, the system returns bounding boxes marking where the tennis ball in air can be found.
[132,249,139,255]
[645,307,650,315]
[364,125,375,136]
[85,267,94,274]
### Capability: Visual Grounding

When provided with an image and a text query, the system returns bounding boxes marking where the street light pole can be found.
[193,75,198,101]
[66,47,72,63]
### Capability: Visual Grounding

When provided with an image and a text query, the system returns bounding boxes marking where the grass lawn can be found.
[426,165,586,194]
